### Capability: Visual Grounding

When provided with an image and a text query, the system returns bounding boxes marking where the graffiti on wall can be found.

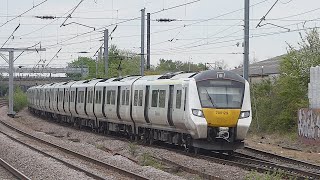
[298,109,320,144]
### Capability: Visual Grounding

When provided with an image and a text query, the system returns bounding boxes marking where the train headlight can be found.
[192,109,204,117]
[239,111,250,119]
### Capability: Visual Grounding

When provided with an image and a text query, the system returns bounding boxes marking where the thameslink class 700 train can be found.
[27,70,252,152]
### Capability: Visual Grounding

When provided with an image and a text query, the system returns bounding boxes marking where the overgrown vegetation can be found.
[140,152,163,170]
[12,86,28,112]
[251,29,320,133]
[245,170,287,180]
[128,142,138,157]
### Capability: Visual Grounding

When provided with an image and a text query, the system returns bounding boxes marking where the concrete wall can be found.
[309,66,320,109]
[298,109,320,145]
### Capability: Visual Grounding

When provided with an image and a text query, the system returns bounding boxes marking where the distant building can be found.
[231,55,284,83]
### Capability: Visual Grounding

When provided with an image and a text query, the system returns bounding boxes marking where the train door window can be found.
[176,90,182,109]
[138,90,143,106]
[106,90,111,104]
[122,90,126,105]
[95,91,98,103]
[70,91,73,102]
[60,91,63,102]
[159,90,166,108]
[65,91,69,102]
[90,91,93,103]
[151,90,158,107]
[78,91,84,103]
[184,88,187,111]
[99,91,102,104]
[87,91,91,103]
[134,90,138,106]
[95,90,101,104]
[126,90,130,105]
[111,90,116,105]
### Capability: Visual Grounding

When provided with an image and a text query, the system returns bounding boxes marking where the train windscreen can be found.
[197,80,245,109]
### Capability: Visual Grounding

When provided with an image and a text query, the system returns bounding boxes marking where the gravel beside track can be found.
[0,133,95,180]
[0,107,253,180]
[0,161,19,180]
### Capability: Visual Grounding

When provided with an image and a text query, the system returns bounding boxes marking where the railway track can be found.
[24,111,320,179]
[148,142,320,180]
[0,98,7,108]
[0,157,30,180]
[238,146,320,174]
[227,152,320,179]
[0,119,148,180]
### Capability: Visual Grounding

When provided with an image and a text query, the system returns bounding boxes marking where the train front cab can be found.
[191,70,252,151]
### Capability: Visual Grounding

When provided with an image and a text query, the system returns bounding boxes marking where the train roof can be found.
[194,70,246,83]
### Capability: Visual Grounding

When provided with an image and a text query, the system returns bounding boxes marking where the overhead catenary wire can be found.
[256,0,279,28]
[0,0,48,28]
[60,0,85,27]
[1,23,20,48]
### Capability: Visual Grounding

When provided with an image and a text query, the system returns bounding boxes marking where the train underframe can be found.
[29,107,244,153]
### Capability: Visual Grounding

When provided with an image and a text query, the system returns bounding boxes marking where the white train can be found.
[27,70,252,152]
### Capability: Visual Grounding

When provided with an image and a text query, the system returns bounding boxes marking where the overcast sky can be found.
[0,0,319,72]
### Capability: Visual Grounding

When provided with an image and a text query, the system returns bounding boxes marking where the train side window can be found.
[111,90,116,105]
[126,90,130,105]
[138,90,143,106]
[121,90,125,105]
[134,90,138,106]
[107,90,111,104]
[176,90,182,109]
[151,90,158,107]
[159,90,166,108]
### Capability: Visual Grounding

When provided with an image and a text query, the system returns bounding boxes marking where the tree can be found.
[251,29,320,133]
[66,45,140,80]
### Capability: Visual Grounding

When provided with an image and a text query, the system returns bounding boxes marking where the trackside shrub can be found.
[13,87,28,112]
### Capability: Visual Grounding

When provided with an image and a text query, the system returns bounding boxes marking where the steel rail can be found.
[243,146,320,171]
[0,119,148,180]
[0,128,107,180]
[0,157,31,180]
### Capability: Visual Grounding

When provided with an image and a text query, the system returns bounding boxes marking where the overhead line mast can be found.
[243,0,250,80]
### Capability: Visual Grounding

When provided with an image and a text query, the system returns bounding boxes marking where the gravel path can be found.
[0,107,251,179]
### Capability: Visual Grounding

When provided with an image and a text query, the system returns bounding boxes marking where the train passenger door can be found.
[167,85,175,127]
[171,85,186,129]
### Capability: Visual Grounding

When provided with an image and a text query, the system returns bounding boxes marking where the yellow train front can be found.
[189,70,252,151]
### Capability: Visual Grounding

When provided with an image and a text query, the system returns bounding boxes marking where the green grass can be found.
[128,142,138,157]
[140,152,163,170]
[245,170,294,180]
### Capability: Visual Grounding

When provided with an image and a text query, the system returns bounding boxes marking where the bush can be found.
[13,87,28,112]
[250,29,320,134]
